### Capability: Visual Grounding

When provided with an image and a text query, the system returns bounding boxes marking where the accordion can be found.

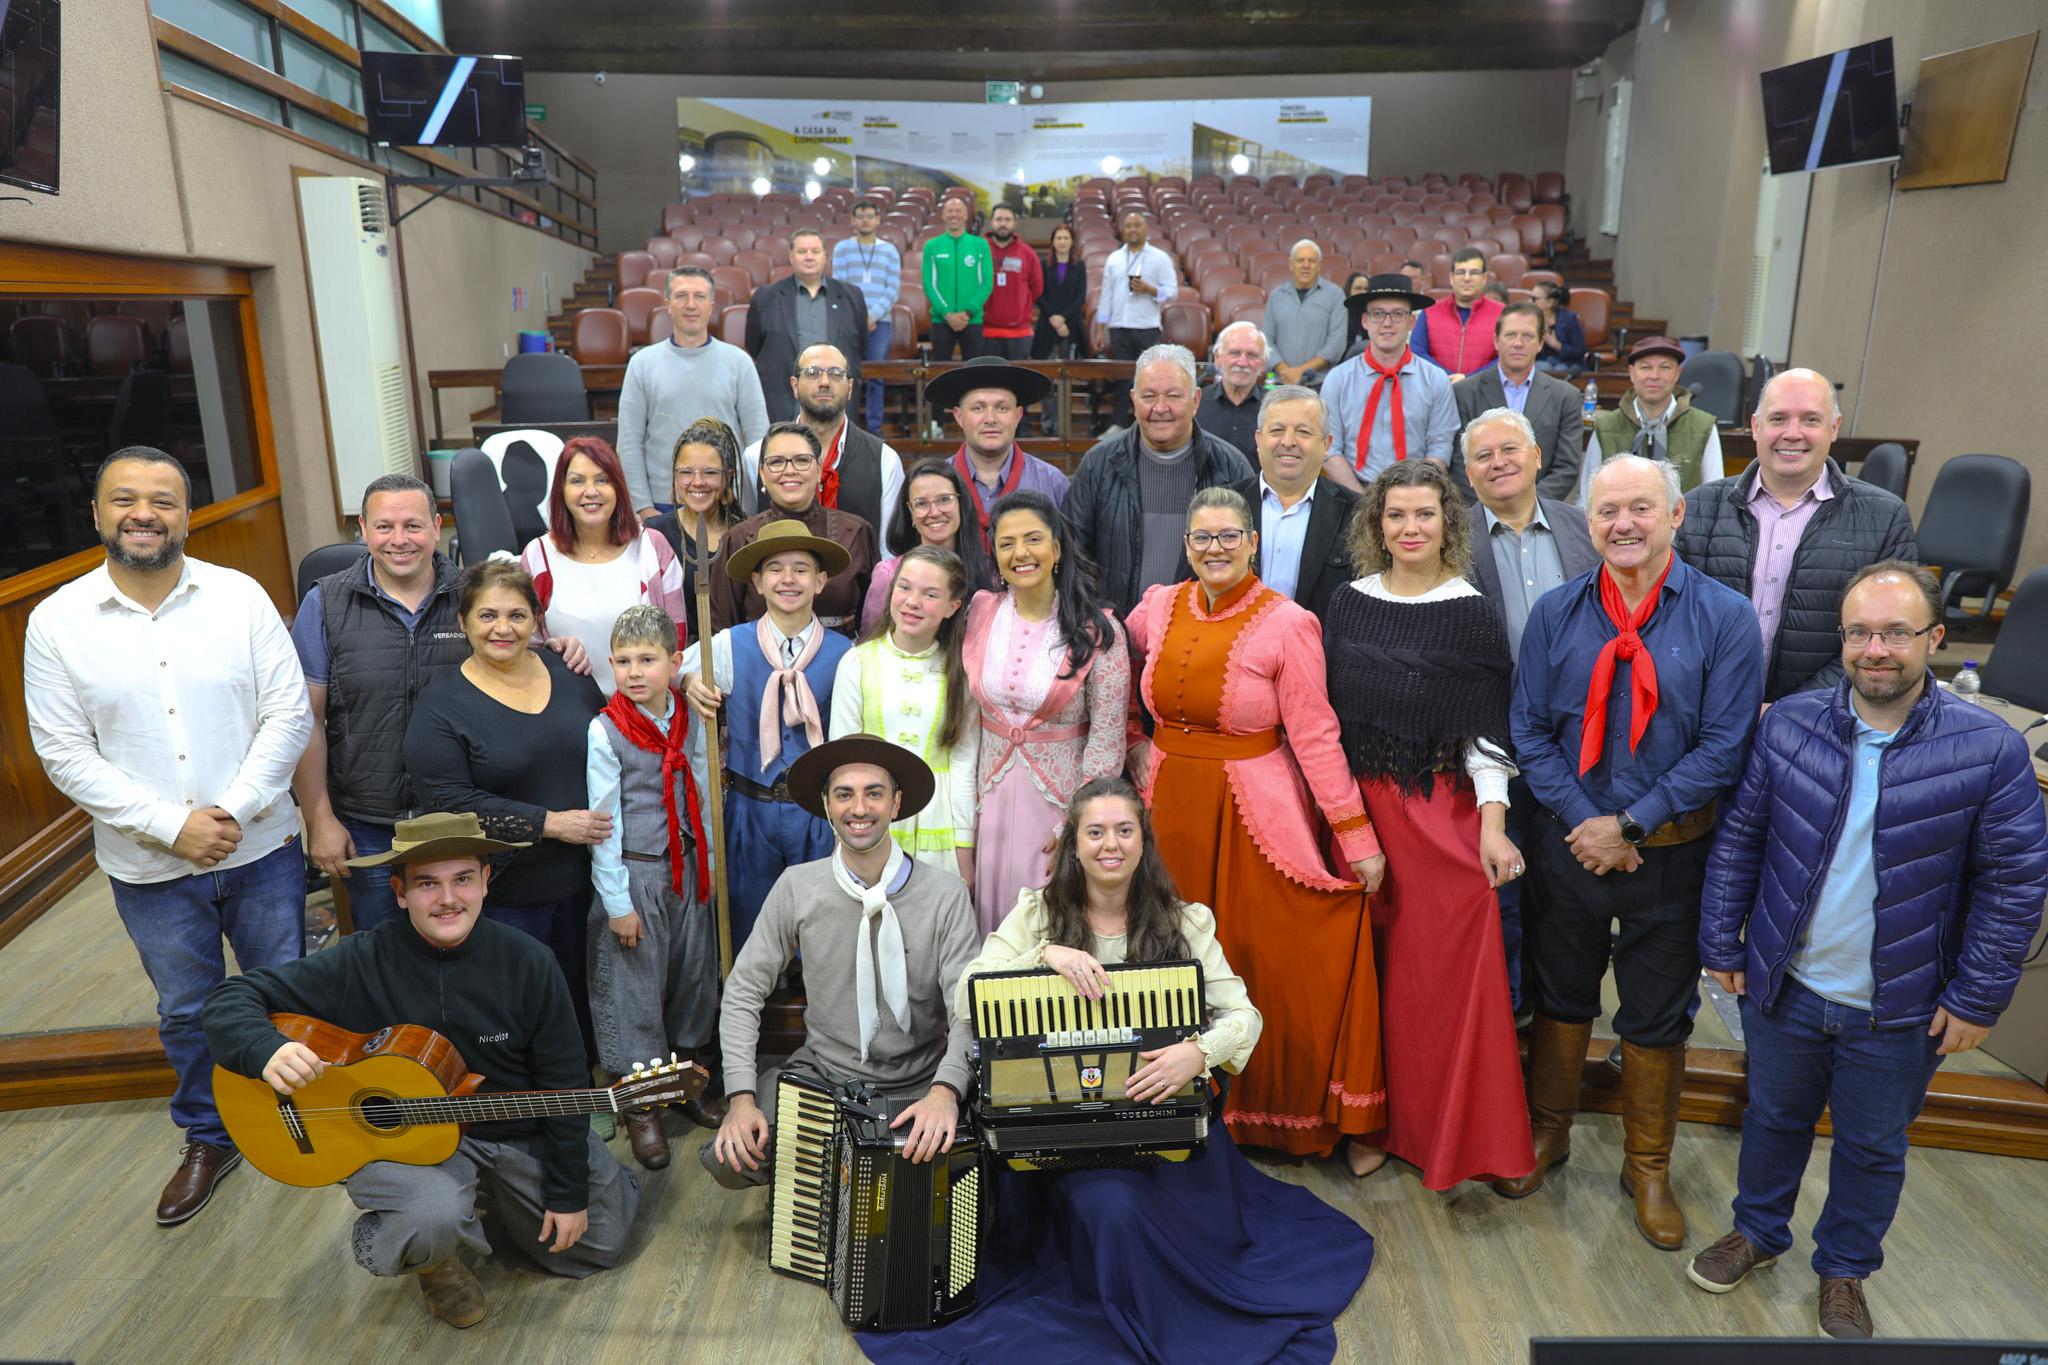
[768,1072,983,1331]
[967,960,1211,1171]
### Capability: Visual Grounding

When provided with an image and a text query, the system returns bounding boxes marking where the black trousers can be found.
[980,335,1032,361]
[929,320,983,361]
[1107,325,1161,428]
[1528,821,1709,1049]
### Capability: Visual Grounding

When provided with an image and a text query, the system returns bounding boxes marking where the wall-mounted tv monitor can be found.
[0,0,61,195]
[1760,37,1901,175]
[362,52,525,148]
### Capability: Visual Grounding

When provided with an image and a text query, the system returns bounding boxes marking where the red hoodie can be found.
[981,233,1045,337]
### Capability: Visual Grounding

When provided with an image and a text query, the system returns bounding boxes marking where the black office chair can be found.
[1980,566,2048,713]
[1679,349,1745,426]
[107,367,174,449]
[1747,354,1776,419]
[296,541,368,603]
[450,440,555,564]
[1857,442,1909,499]
[1915,453,2030,625]
[500,352,591,424]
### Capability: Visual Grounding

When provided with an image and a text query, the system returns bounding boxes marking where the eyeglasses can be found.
[798,366,850,381]
[761,454,818,474]
[1840,624,1938,648]
[909,494,959,513]
[1364,309,1411,324]
[1184,529,1248,551]
[673,466,725,485]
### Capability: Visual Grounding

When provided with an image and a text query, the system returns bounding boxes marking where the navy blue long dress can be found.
[858,1127,1373,1364]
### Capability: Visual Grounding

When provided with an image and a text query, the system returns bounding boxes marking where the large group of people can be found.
[23,244,2048,1359]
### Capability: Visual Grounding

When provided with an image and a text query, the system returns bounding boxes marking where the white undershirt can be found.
[544,551,645,697]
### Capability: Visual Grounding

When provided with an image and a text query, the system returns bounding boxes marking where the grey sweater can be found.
[614,335,770,512]
[719,856,980,1100]
[1265,277,1350,368]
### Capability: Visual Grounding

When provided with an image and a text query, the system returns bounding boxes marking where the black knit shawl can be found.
[1323,585,1513,795]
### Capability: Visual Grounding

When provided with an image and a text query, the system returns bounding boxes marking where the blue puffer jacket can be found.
[1699,676,2048,1027]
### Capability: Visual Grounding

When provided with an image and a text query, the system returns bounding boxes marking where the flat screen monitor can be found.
[362,51,526,148]
[0,0,61,195]
[1760,37,1901,175]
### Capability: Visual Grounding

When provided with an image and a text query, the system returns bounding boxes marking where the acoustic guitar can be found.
[214,1013,709,1187]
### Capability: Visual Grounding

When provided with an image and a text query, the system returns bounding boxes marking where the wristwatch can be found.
[1617,810,1649,846]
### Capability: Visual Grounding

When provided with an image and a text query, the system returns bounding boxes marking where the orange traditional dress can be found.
[1128,575,1386,1157]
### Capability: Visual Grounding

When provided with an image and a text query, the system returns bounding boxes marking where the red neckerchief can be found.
[819,421,846,510]
[954,444,1026,536]
[1357,346,1412,469]
[1578,556,1675,775]
[601,687,711,901]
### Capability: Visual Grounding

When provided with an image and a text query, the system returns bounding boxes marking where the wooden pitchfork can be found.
[689,511,734,978]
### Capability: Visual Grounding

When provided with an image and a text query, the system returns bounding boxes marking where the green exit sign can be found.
[984,81,1019,105]
[524,103,547,122]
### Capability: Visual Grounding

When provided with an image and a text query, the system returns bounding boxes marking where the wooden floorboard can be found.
[3,1097,2048,1363]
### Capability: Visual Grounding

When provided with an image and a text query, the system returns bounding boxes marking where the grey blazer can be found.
[1465,496,1600,641]
[1450,368,1586,503]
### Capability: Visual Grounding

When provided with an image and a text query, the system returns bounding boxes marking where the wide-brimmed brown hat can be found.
[723,518,852,582]
[345,811,528,868]
[1625,335,1688,365]
[786,734,936,822]
[1344,273,1436,322]
[925,354,1054,412]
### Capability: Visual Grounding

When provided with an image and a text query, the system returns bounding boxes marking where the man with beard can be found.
[978,205,1044,362]
[701,735,978,1188]
[1691,562,2048,1340]
[746,228,870,425]
[24,445,313,1227]
[1196,320,1272,462]
[925,354,1070,541]
[738,343,904,545]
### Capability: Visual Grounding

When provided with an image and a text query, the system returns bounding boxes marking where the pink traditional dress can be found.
[1127,575,1385,1157]
[963,589,1131,934]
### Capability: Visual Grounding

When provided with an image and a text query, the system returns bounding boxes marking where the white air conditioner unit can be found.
[297,176,415,517]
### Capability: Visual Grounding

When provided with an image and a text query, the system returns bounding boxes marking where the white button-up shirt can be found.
[24,558,312,884]
[1094,243,1180,329]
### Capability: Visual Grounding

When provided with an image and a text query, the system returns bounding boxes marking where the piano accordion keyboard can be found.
[768,1076,841,1287]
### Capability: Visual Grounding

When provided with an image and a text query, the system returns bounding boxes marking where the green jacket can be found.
[1590,388,1718,491]
[923,231,994,323]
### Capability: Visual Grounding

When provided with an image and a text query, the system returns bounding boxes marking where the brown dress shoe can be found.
[417,1257,487,1328]
[624,1107,671,1169]
[1618,1041,1687,1249]
[1819,1277,1874,1339]
[1687,1230,1777,1293]
[1493,1016,1592,1199]
[681,1093,728,1130]
[156,1142,243,1226]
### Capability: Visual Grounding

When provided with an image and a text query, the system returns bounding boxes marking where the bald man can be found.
[1673,368,1917,702]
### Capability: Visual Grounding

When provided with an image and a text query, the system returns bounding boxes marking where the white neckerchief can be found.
[832,839,911,1062]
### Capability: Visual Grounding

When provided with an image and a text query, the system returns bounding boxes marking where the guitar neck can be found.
[390,1088,618,1126]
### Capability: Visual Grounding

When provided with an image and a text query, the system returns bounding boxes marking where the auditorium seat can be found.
[1570,288,1613,356]
[670,226,707,252]
[711,266,754,306]
[699,236,739,264]
[725,224,760,252]
[888,304,917,359]
[647,311,674,348]
[8,314,67,375]
[1367,251,1409,276]
[673,251,716,274]
[1410,237,1451,262]
[1533,204,1568,251]
[661,204,692,236]
[1508,214,1546,256]
[1214,283,1264,326]
[167,314,192,374]
[1501,180,1534,213]
[570,308,630,366]
[86,314,151,375]
[616,287,664,346]
[1517,270,1564,291]
[1488,253,1530,283]
[614,250,655,296]
[644,237,682,270]
[1918,454,2030,624]
[733,250,776,288]
[719,304,750,348]
[1532,172,1565,204]
[1428,254,1453,287]
[755,233,791,260]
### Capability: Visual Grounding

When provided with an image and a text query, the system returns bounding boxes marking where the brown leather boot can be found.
[1618,1040,1688,1249]
[624,1107,671,1169]
[1492,1016,1592,1199]
[416,1257,487,1328]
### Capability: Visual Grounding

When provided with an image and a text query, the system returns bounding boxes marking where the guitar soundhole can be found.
[357,1092,406,1132]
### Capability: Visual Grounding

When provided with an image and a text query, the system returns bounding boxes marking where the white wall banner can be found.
[676,95,1371,207]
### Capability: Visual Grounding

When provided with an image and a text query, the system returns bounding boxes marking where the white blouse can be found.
[959,890,1262,1074]
[1348,573,1516,808]
[541,549,645,698]
[829,634,981,860]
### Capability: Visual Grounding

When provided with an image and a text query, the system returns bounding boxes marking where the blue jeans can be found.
[341,820,401,932]
[862,320,892,433]
[486,892,594,1063]
[109,840,307,1148]
[1497,776,1542,1012]
[1732,977,1944,1278]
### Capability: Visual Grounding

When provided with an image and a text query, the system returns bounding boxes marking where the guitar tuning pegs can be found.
[669,1051,679,1065]
[649,1056,663,1069]
[631,1062,646,1073]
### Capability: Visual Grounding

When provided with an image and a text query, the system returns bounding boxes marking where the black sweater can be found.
[404,650,603,907]
[202,917,591,1210]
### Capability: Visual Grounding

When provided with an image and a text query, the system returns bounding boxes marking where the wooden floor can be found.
[4,877,2048,1361]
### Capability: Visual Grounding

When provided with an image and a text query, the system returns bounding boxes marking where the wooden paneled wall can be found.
[0,496,295,941]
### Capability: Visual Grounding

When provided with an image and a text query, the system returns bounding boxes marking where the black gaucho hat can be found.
[1344,273,1437,323]
[925,354,1054,412]
[786,734,937,822]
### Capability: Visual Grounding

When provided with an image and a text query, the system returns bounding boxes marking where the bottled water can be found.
[1583,378,1599,421]
[1952,662,1982,704]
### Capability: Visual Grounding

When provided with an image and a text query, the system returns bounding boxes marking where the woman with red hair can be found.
[518,436,689,697]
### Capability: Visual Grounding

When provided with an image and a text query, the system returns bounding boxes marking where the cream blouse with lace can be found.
[957,889,1263,1073]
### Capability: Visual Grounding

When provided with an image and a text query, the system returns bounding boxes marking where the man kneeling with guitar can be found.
[201,812,643,1328]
